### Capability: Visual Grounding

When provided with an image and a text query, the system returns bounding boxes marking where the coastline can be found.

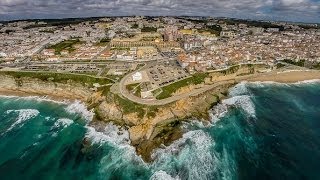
[0,88,80,103]
[1,70,320,162]
[246,70,320,83]
[1,70,319,103]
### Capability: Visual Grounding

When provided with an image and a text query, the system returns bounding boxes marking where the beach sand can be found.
[246,70,320,83]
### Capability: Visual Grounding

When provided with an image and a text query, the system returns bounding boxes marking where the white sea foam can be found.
[224,95,256,117]
[293,79,320,85]
[65,100,94,122]
[53,118,73,128]
[209,81,257,124]
[0,95,69,104]
[85,123,147,175]
[4,109,40,133]
[85,123,130,147]
[210,94,256,124]
[210,78,320,123]
[210,103,229,123]
[242,79,320,88]
[248,81,294,88]
[151,130,218,180]
[150,170,180,180]
[181,119,211,129]
[228,81,250,96]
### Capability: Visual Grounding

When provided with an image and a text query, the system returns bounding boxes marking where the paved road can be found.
[119,78,236,106]
[118,60,245,106]
[118,66,291,106]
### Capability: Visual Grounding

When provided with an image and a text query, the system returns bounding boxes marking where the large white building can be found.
[132,72,142,81]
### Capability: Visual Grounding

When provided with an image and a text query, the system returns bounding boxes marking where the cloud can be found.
[0,0,319,23]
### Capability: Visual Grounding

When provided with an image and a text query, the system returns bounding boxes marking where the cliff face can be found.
[0,74,232,161]
[0,75,91,101]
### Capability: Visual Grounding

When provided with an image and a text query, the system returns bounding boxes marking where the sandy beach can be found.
[246,70,320,83]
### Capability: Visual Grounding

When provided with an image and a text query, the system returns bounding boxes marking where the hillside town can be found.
[1,17,319,72]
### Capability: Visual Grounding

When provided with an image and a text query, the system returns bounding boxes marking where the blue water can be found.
[0,81,320,180]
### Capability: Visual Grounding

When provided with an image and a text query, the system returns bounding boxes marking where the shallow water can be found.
[0,80,320,180]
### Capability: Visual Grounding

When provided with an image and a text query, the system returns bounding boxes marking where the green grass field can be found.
[113,94,159,118]
[156,73,208,100]
[126,83,141,97]
[0,71,113,87]
[48,39,84,54]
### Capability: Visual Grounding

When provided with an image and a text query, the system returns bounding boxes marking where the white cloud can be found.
[0,0,319,22]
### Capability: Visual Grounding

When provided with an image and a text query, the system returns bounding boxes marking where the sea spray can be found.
[228,81,251,96]
[85,123,131,147]
[84,123,150,179]
[65,100,94,122]
[209,82,256,124]
[151,130,218,180]
[150,170,180,180]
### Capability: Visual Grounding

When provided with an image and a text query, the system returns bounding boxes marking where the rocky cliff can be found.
[0,74,233,161]
[0,75,92,101]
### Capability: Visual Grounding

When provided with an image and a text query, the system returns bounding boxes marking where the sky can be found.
[0,0,319,23]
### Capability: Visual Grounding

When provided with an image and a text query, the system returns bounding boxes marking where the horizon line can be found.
[0,15,319,25]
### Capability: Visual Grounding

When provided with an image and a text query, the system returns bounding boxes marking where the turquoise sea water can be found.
[1,80,320,180]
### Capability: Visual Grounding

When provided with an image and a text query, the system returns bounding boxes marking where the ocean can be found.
[0,80,320,180]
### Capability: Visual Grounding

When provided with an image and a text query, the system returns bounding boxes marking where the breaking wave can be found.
[84,123,148,178]
[228,81,251,97]
[53,118,73,128]
[151,130,218,180]
[65,100,94,122]
[293,79,320,85]
[85,123,131,147]
[1,79,319,179]
[210,82,256,123]
[150,170,180,180]
[4,109,40,133]
[222,95,256,118]
[0,95,68,104]
[244,79,320,88]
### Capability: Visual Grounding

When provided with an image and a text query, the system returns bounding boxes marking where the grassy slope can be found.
[48,39,83,54]
[0,71,113,86]
[156,73,208,100]
[114,95,158,119]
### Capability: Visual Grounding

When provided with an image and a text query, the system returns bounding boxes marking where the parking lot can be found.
[146,61,189,87]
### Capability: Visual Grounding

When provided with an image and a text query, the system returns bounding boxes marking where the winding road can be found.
[117,61,307,106]
[117,62,257,106]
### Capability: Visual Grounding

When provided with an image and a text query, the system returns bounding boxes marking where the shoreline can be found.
[1,70,320,161]
[1,77,319,101]
[1,70,317,101]
[0,88,78,103]
[1,70,319,102]
[246,70,320,83]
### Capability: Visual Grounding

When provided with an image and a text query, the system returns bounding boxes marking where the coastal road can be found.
[118,61,245,106]
[119,78,236,106]
[118,66,313,106]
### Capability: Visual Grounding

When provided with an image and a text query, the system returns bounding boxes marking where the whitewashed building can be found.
[132,72,142,81]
